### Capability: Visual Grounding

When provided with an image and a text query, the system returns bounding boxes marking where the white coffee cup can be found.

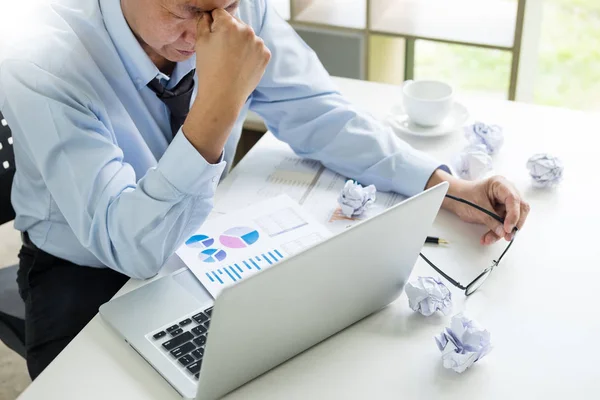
[402,80,454,127]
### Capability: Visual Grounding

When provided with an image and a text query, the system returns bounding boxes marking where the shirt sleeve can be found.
[0,60,226,279]
[249,1,450,197]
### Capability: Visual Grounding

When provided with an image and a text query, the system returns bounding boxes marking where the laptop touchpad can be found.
[173,268,214,305]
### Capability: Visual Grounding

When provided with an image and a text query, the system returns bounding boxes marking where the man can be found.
[0,0,529,379]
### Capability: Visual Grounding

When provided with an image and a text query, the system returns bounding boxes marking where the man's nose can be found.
[181,18,199,47]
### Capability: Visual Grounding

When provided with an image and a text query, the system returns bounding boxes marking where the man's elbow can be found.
[109,252,164,280]
[126,266,160,281]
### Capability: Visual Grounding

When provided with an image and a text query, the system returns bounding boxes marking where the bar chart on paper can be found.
[258,157,325,205]
[203,249,286,285]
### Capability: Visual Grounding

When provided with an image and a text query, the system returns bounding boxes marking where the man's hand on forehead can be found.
[182,0,270,163]
[172,0,239,18]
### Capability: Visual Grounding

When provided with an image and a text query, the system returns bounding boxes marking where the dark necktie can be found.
[147,69,196,136]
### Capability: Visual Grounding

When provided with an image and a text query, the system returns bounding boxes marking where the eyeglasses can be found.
[419,194,517,296]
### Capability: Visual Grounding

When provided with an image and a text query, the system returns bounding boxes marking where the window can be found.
[533,0,600,111]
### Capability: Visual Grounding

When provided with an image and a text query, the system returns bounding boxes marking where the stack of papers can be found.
[215,143,406,234]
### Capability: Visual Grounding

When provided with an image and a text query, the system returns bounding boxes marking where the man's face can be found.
[122,0,239,63]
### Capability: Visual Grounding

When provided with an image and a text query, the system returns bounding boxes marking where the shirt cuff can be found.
[394,149,451,198]
[156,128,227,196]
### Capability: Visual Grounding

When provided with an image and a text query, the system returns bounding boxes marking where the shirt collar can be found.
[99,0,196,90]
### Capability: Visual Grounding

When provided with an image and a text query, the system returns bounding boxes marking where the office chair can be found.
[0,110,26,358]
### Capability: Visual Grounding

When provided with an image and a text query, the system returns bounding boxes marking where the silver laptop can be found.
[99,182,448,399]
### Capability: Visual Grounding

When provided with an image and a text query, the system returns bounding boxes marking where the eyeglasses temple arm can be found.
[419,252,466,290]
[444,194,505,224]
[495,229,517,264]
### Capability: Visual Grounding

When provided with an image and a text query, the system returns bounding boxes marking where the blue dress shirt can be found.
[0,0,446,279]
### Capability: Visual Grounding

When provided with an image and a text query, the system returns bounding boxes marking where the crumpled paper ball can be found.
[435,313,493,373]
[464,122,504,155]
[453,144,493,181]
[338,180,376,218]
[405,276,452,317]
[526,153,564,188]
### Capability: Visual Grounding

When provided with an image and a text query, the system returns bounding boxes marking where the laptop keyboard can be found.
[149,306,213,381]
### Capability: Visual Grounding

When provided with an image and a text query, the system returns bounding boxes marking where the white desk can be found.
[18,77,600,400]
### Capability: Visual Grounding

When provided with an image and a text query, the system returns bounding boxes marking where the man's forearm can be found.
[182,92,243,164]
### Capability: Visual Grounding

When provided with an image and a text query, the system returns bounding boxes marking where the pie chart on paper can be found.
[199,248,227,263]
[219,227,260,249]
[185,234,215,249]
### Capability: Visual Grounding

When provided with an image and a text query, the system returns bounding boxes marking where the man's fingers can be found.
[477,199,506,240]
[481,230,501,246]
[492,177,521,233]
[516,201,531,231]
[197,13,212,37]
[211,8,235,31]
[211,8,231,20]
[503,194,521,233]
[481,213,505,240]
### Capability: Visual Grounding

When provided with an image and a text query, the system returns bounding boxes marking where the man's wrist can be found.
[425,168,467,211]
[183,92,243,163]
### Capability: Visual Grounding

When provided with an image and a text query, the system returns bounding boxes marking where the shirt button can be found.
[212,177,217,182]
[135,78,143,86]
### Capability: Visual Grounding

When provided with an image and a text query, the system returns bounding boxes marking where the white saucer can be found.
[387,102,469,138]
